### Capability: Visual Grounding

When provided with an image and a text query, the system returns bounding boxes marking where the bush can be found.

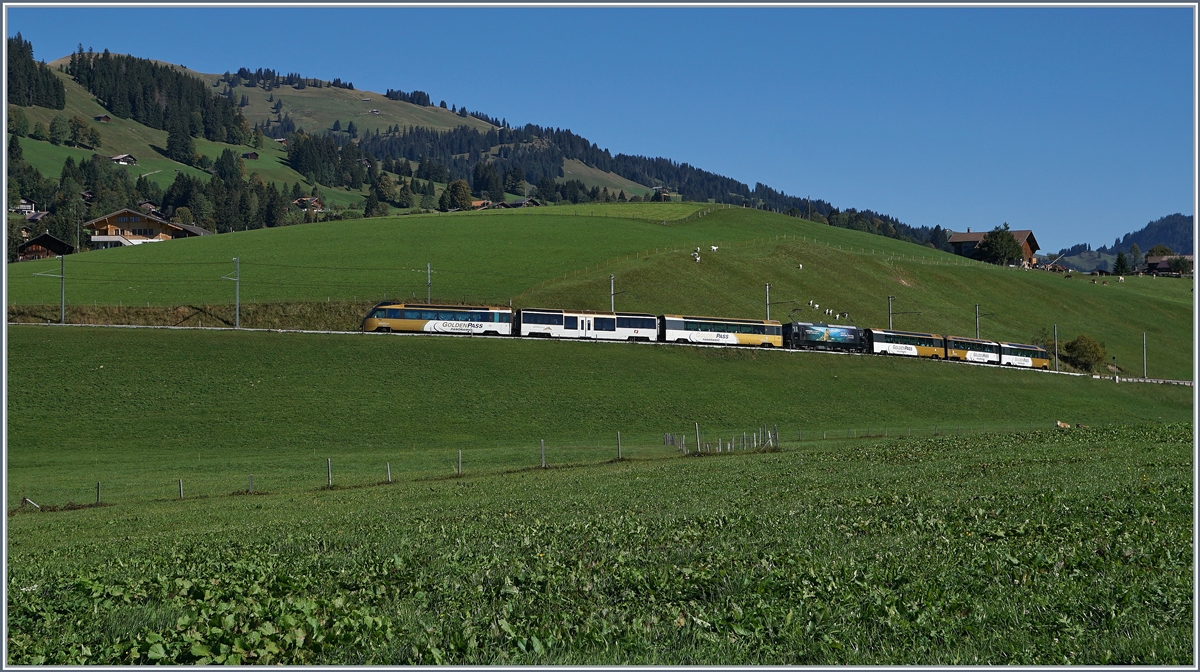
[1063,334,1106,372]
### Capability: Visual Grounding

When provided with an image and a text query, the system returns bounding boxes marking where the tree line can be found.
[67,46,250,146]
[6,33,66,109]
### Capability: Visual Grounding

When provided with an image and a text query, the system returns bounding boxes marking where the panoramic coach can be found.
[661,314,783,347]
[516,308,657,341]
[361,303,513,335]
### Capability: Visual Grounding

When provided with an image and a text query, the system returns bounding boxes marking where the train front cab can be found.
[785,322,865,352]
[362,303,513,335]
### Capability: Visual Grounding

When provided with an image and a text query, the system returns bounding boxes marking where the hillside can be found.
[8,205,1193,379]
[1054,213,1194,272]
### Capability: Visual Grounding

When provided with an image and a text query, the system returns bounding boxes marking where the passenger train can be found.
[361,302,1047,369]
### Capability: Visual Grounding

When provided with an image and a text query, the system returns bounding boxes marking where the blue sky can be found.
[6,6,1195,252]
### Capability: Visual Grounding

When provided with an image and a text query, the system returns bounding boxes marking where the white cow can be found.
[711,245,719,252]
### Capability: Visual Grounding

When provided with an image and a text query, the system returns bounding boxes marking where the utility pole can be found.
[611,274,615,312]
[34,256,66,323]
[974,304,994,339]
[1143,331,1147,378]
[887,295,919,330]
[1054,324,1059,371]
[765,283,770,320]
[427,263,431,303]
[221,258,240,327]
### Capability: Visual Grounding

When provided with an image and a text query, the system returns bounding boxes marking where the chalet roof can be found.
[174,223,213,237]
[947,229,1039,252]
[82,207,182,231]
[18,233,74,256]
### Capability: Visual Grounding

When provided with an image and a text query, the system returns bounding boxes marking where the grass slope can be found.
[560,158,653,197]
[8,205,1193,378]
[12,69,367,203]
[6,324,1191,508]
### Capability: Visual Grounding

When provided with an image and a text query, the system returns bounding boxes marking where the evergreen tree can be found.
[29,121,47,141]
[332,119,341,132]
[166,110,196,164]
[1129,243,1142,271]
[87,126,102,149]
[1113,250,1130,275]
[437,188,450,211]
[8,133,22,163]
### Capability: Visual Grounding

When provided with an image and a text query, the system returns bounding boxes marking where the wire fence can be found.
[9,421,1066,514]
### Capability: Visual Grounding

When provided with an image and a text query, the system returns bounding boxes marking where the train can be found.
[360,302,1049,369]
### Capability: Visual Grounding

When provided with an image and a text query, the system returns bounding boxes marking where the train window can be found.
[617,317,655,330]
[386,308,402,319]
[523,312,563,325]
[420,310,438,320]
[595,317,616,331]
[769,326,781,336]
[369,309,387,318]
[497,313,511,323]
[564,316,578,329]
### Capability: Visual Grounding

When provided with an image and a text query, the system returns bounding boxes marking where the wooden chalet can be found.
[16,233,73,262]
[93,114,111,123]
[1143,254,1193,275]
[82,208,209,248]
[242,151,259,160]
[110,154,137,166]
[11,198,36,213]
[947,228,1040,265]
[293,197,324,212]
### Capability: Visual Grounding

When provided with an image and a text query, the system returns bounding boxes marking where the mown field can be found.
[7,420,1192,664]
[8,204,1193,379]
[7,324,1192,508]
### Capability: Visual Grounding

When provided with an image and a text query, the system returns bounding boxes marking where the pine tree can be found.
[48,115,68,145]
[1113,250,1130,275]
[8,133,22,163]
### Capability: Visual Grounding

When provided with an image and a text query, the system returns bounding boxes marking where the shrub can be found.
[1063,334,1106,372]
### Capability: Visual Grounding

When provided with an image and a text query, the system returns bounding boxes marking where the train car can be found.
[361,302,513,335]
[866,328,945,359]
[1000,342,1051,369]
[661,314,783,347]
[783,322,866,352]
[516,308,658,341]
[944,335,1000,364]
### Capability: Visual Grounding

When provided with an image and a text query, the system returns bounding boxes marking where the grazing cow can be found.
[1091,279,1097,284]
[813,304,819,310]
[1056,421,1070,429]
[808,300,814,306]
[1064,274,1073,279]
[1118,276,1124,283]
[692,252,701,264]
[1102,281,1108,286]
[797,263,803,269]
[711,245,719,252]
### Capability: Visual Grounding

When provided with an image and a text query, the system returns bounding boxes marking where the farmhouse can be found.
[110,154,137,166]
[16,233,74,262]
[947,228,1041,265]
[82,208,211,248]
[293,197,324,211]
[242,151,259,160]
[11,198,36,213]
[93,114,111,123]
[1143,254,1193,275]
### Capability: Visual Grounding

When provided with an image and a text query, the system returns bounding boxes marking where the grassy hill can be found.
[25,58,653,203]
[8,204,1193,379]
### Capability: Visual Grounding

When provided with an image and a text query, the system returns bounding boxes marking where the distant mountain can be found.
[1052,213,1194,272]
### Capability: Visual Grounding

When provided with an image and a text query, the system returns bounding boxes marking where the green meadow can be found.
[8,205,1193,379]
[7,414,1193,664]
[6,203,1193,664]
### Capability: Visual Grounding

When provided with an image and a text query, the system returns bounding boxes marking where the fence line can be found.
[11,421,1084,514]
